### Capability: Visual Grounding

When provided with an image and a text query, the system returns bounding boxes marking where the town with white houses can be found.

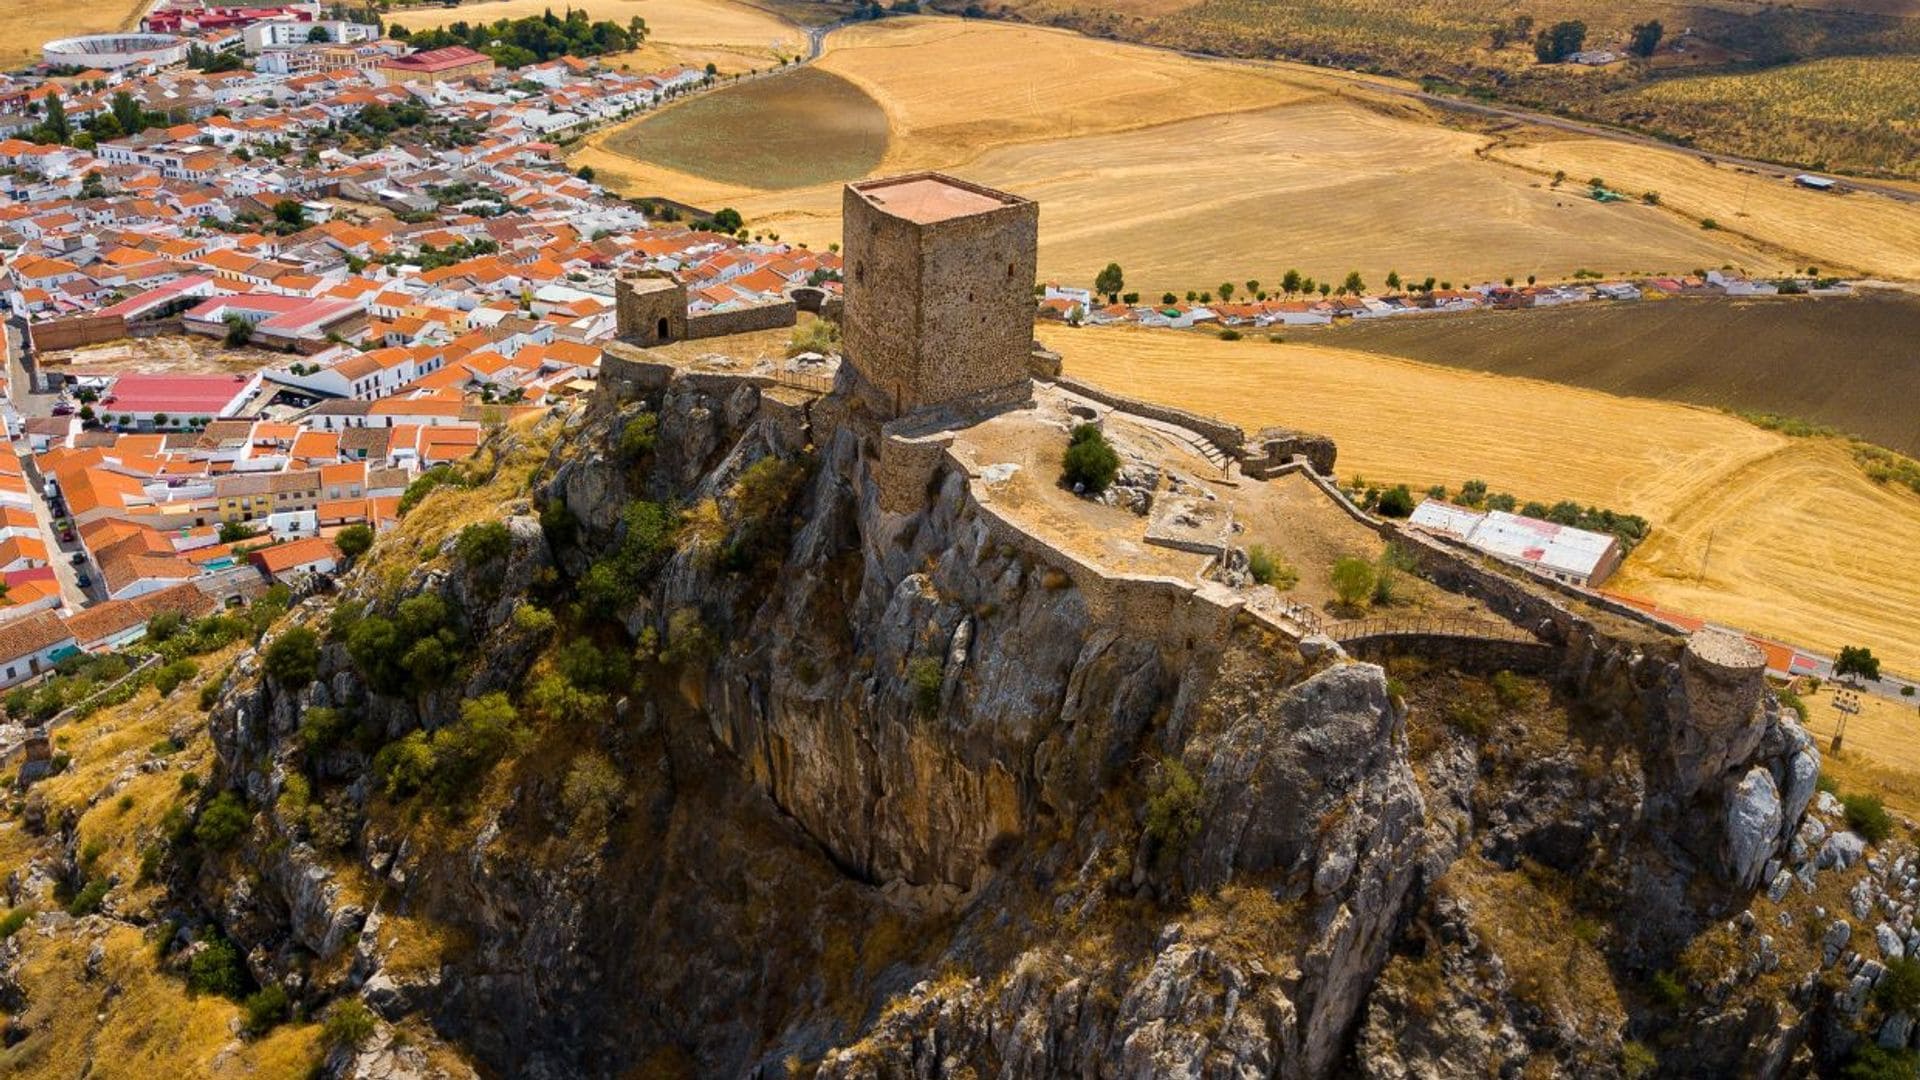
[0,1,843,688]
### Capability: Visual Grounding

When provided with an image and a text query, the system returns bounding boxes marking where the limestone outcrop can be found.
[181,370,1829,1079]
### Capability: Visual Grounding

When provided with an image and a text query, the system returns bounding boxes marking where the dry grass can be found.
[1038,324,1920,673]
[388,0,806,72]
[0,923,321,1077]
[578,15,1793,294]
[1800,686,1920,790]
[1488,133,1920,280]
[0,0,148,70]
[1601,57,1920,180]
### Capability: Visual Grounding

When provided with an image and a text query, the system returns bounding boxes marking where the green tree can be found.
[1342,270,1366,295]
[1281,269,1302,295]
[223,315,253,347]
[1534,20,1587,62]
[335,524,374,560]
[42,93,69,143]
[1629,20,1663,57]
[1835,646,1881,682]
[575,164,596,182]
[1094,262,1124,301]
[194,791,251,850]
[1377,484,1415,517]
[263,627,320,686]
[1385,269,1401,292]
[1217,282,1234,301]
[307,24,332,42]
[1062,424,1120,493]
[79,171,107,200]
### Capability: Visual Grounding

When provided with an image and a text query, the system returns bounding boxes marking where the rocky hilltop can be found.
[58,349,1896,1080]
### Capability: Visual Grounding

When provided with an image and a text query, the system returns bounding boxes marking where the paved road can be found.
[3,322,92,612]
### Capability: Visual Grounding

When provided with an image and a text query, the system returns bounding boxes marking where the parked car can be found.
[50,403,73,416]
[58,528,73,543]
[68,552,85,566]
[75,573,91,589]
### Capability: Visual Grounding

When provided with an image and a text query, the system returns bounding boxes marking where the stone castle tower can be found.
[841,173,1038,419]
[614,270,687,346]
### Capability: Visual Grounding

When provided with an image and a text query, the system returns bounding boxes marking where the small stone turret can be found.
[614,270,687,346]
[1671,630,1770,798]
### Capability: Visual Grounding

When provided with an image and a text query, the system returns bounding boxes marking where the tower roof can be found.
[850,173,1027,225]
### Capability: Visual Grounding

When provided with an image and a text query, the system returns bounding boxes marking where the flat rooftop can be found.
[854,175,1021,225]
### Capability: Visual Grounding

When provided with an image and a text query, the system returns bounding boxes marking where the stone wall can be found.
[1051,375,1247,454]
[1341,634,1560,674]
[685,299,796,340]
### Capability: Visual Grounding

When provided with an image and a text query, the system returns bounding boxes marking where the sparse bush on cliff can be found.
[618,413,659,460]
[1247,545,1298,589]
[323,999,377,1049]
[1062,424,1120,493]
[375,692,528,802]
[908,656,944,717]
[563,751,628,833]
[262,627,319,687]
[1144,756,1203,868]
[786,317,840,357]
[454,520,512,566]
[194,791,251,850]
[660,607,719,667]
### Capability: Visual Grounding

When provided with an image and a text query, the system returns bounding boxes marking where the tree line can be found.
[390,8,647,68]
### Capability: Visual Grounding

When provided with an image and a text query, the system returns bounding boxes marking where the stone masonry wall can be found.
[1052,374,1247,454]
[685,299,797,340]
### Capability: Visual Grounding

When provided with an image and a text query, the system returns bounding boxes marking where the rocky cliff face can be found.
[182,372,1839,1078]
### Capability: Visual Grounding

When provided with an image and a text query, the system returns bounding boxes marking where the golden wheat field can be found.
[1487,134,1920,280]
[578,15,1790,294]
[1036,324,1920,673]
[388,0,806,72]
[0,0,149,69]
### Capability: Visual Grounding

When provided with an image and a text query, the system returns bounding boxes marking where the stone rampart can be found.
[686,300,797,340]
[1052,375,1246,454]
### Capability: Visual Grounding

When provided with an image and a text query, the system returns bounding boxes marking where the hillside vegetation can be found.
[917,0,1920,177]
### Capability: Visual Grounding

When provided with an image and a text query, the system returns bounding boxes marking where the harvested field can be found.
[1037,323,1920,673]
[1487,133,1920,279]
[1303,290,1920,455]
[603,67,887,188]
[578,16,1786,294]
[0,0,148,70]
[388,0,805,72]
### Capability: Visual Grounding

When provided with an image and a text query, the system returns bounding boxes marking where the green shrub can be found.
[0,907,31,939]
[1217,328,1241,341]
[1844,1046,1920,1080]
[298,707,355,755]
[263,627,320,686]
[153,658,199,698]
[322,999,377,1049]
[1877,957,1920,1013]
[1331,556,1376,608]
[375,692,527,803]
[454,520,512,565]
[335,524,374,560]
[556,639,632,693]
[1844,792,1894,844]
[907,656,944,717]
[618,413,659,460]
[187,935,243,997]
[1621,1041,1657,1079]
[66,878,109,916]
[660,608,718,667]
[1776,689,1809,721]
[1061,424,1120,494]
[1444,696,1494,738]
[1247,545,1298,589]
[561,751,627,833]
[512,604,556,636]
[1650,968,1688,1009]
[1491,670,1530,709]
[398,465,459,515]
[243,983,290,1035]
[194,791,251,850]
[148,611,185,642]
[1376,484,1415,517]
[1143,756,1203,867]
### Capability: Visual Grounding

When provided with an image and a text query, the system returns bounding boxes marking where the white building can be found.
[1408,501,1625,587]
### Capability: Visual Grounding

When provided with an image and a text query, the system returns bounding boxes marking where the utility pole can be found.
[1697,528,1715,583]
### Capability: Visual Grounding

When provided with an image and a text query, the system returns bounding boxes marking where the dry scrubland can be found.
[579,16,1804,293]
[388,0,806,73]
[1601,57,1920,180]
[0,0,148,69]
[1037,324,1920,673]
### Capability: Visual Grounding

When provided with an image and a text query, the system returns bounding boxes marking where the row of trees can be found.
[1091,262,1526,306]
[390,8,647,68]
[1524,18,1661,63]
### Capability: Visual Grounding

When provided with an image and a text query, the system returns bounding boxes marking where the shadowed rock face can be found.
[196,377,1819,1079]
